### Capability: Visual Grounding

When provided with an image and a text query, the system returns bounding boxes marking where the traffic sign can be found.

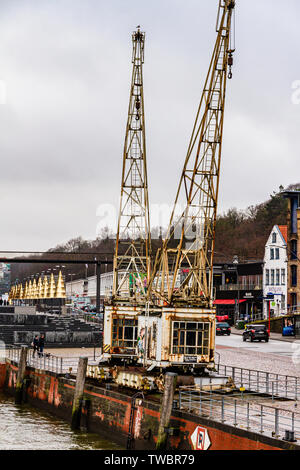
[191,426,211,450]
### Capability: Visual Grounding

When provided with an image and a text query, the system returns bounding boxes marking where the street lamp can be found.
[68,273,76,298]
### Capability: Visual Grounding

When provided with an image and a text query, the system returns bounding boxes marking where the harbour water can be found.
[0,392,123,450]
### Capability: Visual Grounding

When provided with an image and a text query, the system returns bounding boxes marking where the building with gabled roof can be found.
[263,225,288,318]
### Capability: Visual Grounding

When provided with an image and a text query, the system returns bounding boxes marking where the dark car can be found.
[243,325,269,343]
[216,322,231,336]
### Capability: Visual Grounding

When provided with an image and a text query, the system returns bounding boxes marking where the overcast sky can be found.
[0,0,299,251]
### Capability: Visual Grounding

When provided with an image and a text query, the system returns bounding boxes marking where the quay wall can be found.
[0,359,298,451]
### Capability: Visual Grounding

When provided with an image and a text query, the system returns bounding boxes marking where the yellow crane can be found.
[112,27,151,305]
[101,2,236,378]
[149,0,236,309]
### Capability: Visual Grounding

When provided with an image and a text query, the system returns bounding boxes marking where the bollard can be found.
[71,357,88,430]
[156,373,177,450]
[15,346,28,405]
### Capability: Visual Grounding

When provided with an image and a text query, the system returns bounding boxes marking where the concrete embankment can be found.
[0,358,298,451]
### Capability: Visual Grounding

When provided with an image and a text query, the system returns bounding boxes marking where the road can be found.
[216,334,295,357]
[215,334,300,378]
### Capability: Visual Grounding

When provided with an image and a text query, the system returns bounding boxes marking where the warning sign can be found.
[191,426,211,451]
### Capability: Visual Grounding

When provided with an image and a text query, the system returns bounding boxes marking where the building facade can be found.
[263,225,288,318]
[213,262,263,324]
[283,191,300,312]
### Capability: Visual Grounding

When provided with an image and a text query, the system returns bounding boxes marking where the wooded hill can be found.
[11,184,299,283]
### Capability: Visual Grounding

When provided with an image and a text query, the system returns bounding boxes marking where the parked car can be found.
[243,325,269,343]
[217,315,229,323]
[216,322,231,336]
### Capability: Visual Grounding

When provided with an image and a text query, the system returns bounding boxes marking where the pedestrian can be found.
[38,334,45,357]
[32,335,39,358]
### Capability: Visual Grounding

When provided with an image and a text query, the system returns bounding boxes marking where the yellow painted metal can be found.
[149,0,236,307]
[42,276,49,299]
[55,270,66,299]
[47,273,56,298]
[112,27,151,305]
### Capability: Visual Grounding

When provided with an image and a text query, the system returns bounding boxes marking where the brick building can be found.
[282,191,300,312]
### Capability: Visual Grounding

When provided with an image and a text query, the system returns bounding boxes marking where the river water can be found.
[0,392,123,450]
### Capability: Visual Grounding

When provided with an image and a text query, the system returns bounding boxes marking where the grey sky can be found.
[0,0,299,251]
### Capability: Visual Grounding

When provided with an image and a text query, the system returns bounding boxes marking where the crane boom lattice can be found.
[113,27,151,303]
[149,0,236,307]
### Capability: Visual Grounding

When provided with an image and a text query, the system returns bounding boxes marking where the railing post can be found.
[221,397,225,423]
[234,400,237,426]
[275,408,279,437]
[60,357,63,374]
[199,391,202,416]
[247,402,250,430]
[260,405,264,434]
[266,373,269,395]
[296,377,298,401]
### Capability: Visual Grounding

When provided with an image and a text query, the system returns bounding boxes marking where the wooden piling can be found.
[15,346,28,405]
[156,372,177,450]
[71,357,88,430]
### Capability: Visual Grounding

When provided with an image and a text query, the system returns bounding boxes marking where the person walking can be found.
[38,334,45,357]
[32,335,39,358]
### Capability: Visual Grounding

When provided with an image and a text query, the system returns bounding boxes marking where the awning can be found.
[213,300,247,306]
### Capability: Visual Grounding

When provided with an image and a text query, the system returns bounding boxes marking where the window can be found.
[275,248,280,260]
[272,233,277,244]
[112,318,138,351]
[270,249,274,260]
[291,240,298,261]
[291,266,297,287]
[276,269,280,286]
[291,293,297,312]
[266,269,270,286]
[172,321,210,356]
[271,270,275,286]
[281,269,285,285]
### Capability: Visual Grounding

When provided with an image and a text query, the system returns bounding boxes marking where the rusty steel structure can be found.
[149,0,236,308]
[112,27,151,304]
[102,2,236,379]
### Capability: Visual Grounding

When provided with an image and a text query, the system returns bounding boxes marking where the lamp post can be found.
[68,273,75,300]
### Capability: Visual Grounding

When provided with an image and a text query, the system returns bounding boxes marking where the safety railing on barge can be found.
[179,387,300,441]
[217,364,300,401]
[4,345,99,375]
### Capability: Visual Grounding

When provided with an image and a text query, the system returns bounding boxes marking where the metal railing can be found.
[5,344,100,375]
[217,364,300,401]
[179,387,300,441]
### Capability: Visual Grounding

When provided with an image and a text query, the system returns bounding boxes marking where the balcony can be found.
[218,283,263,292]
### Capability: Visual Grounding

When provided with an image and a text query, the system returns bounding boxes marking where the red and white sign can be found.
[191,426,211,450]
